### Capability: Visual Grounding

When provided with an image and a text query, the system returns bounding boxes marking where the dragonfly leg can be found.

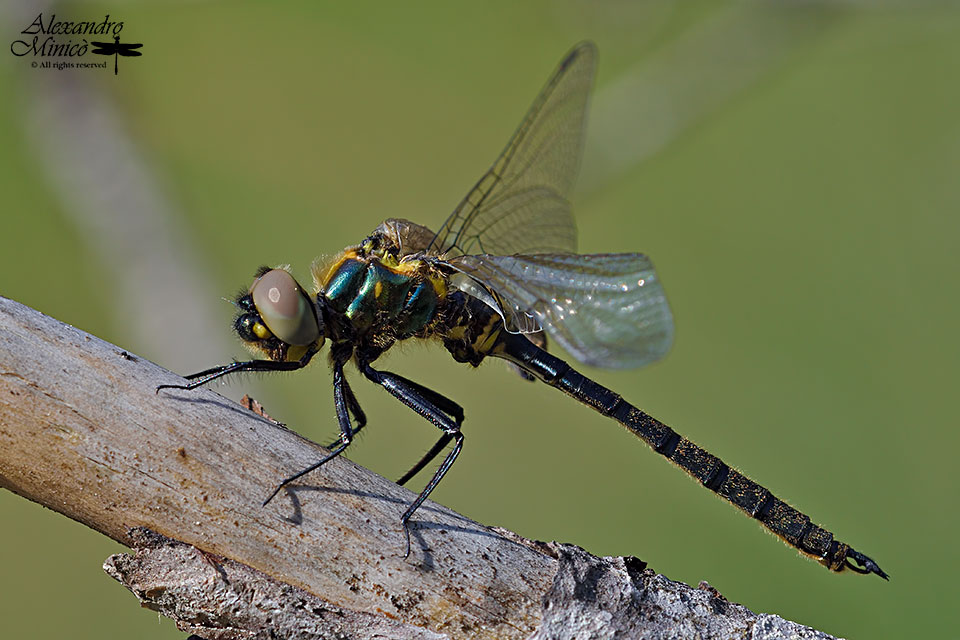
[397,434,453,487]
[324,371,367,448]
[156,349,318,392]
[375,371,464,486]
[376,371,465,425]
[263,359,358,506]
[360,362,464,557]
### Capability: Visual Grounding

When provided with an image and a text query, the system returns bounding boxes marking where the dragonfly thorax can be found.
[315,240,449,348]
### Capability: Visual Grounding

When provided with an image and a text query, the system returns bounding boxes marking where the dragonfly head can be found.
[234,267,325,361]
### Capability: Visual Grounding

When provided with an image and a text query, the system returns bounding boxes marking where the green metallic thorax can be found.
[320,246,445,343]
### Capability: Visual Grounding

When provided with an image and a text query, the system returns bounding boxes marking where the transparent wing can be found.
[427,42,596,258]
[450,253,674,369]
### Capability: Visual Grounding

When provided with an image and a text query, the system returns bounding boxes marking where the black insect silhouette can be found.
[90,35,142,75]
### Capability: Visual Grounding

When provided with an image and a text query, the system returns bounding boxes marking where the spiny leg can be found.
[376,371,464,486]
[325,368,367,448]
[400,432,463,529]
[263,360,358,506]
[378,371,465,425]
[397,434,453,487]
[156,350,317,392]
[361,368,464,484]
[361,363,464,557]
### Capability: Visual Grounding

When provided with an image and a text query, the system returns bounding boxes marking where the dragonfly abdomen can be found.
[493,329,884,576]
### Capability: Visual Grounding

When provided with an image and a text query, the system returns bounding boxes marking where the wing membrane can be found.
[451,253,673,369]
[428,42,596,257]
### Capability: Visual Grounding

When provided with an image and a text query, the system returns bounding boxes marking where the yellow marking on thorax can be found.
[379,252,400,269]
[474,316,503,354]
[312,247,449,306]
[383,256,448,295]
[428,273,448,298]
[392,257,427,276]
[445,325,467,341]
[395,257,449,299]
[311,248,359,293]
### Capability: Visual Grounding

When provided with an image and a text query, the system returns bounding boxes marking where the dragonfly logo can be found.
[90,35,143,75]
[9,12,142,76]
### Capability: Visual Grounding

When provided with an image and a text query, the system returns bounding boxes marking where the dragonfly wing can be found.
[428,42,596,258]
[451,253,674,369]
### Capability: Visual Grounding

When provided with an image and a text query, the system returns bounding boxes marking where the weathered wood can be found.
[104,530,834,640]
[104,528,453,640]
[0,296,552,638]
[0,296,837,639]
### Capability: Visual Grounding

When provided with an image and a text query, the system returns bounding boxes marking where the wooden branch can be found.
[0,296,837,640]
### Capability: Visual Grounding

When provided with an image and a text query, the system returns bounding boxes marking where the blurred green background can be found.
[1,1,957,638]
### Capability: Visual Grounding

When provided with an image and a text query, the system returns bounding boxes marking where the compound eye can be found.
[250,269,320,346]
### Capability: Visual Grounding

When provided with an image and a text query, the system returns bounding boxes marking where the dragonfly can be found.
[159,42,886,578]
[90,35,143,75]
